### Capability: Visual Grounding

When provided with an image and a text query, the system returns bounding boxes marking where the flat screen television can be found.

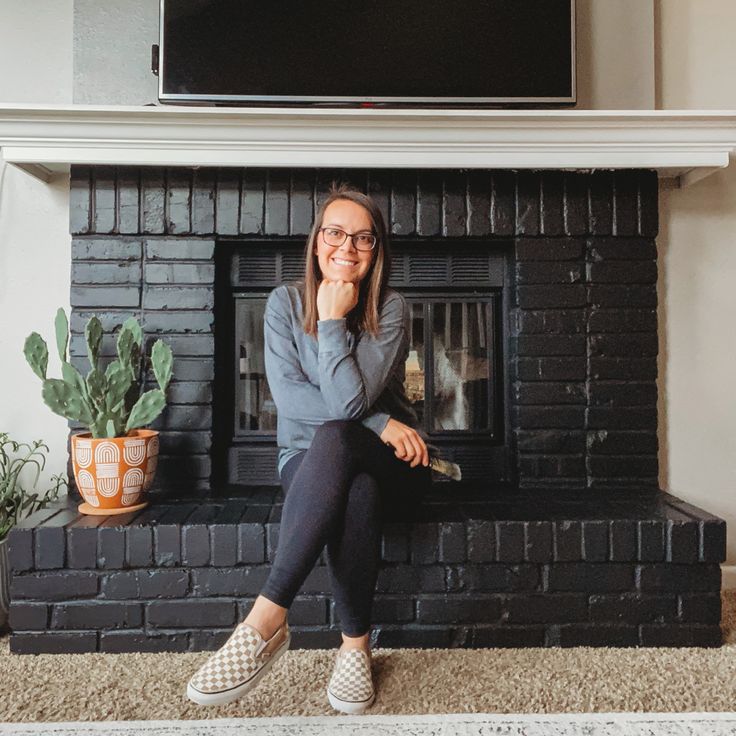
[156,0,576,108]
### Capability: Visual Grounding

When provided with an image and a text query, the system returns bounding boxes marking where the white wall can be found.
[576,0,655,108]
[0,2,73,492]
[655,0,736,566]
[73,0,159,105]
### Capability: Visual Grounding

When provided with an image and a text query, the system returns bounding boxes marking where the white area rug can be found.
[2,713,736,736]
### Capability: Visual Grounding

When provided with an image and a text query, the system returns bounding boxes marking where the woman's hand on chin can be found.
[380,418,430,468]
[317,279,358,320]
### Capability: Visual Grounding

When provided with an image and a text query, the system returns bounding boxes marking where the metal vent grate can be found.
[235,246,304,286]
[237,250,277,285]
[390,245,497,287]
[451,254,491,283]
[281,250,305,281]
[231,446,279,485]
[408,254,449,285]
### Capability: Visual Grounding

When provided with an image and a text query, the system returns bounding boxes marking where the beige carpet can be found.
[0,592,734,723]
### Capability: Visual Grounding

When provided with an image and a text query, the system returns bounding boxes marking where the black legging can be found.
[260,419,432,636]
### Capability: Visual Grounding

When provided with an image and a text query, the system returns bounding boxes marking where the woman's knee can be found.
[313,419,365,455]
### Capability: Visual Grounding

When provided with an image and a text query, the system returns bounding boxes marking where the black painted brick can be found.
[589,594,676,624]
[582,521,609,562]
[467,521,496,563]
[639,624,721,647]
[100,571,139,599]
[154,525,182,566]
[97,527,126,569]
[589,171,614,235]
[504,594,588,624]
[439,523,466,563]
[701,520,727,563]
[191,567,270,597]
[376,565,445,593]
[216,169,241,235]
[525,522,553,563]
[410,523,439,564]
[491,171,515,234]
[288,597,328,626]
[553,521,583,561]
[7,528,33,572]
[678,593,721,624]
[666,520,699,564]
[637,564,721,593]
[34,526,65,570]
[516,171,540,235]
[11,571,98,601]
[127,526,153,568]
[9,602,48,630]
[373,626,459,649]
[290,629,345,650]
[210,525,238,567]
[182,525,210,567]
[466,170,491,237]
[547,563,635,593]
[381,523,410,563]
[547,624,639,647]
[66,527,98,569]
[461,564,539,592]
[497,522,525,563]
[371,597,414,624]
[472,626,546,648]
[11,632,98,654]
[146,599,237,628]
[237,524,265,564]
[609,520,638,561]
[638,521,666,562]
[100,630,190,653]
[51,602,142,629]
[416,596,501,624]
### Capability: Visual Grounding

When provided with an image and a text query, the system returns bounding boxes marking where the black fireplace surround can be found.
[7,165,726,654]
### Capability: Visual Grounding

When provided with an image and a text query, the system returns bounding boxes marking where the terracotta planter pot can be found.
[71,429,159,515]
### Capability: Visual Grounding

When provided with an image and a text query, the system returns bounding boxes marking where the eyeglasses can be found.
[319,227,377,252]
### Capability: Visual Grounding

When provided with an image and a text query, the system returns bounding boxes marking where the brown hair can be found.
[299,183,391,338]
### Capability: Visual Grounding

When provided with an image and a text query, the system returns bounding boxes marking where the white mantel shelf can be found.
[1,104,736,187]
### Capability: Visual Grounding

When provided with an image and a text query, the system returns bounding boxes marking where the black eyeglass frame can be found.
[318,227,377,252]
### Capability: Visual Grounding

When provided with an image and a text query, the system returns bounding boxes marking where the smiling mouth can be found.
[332,258,358,267]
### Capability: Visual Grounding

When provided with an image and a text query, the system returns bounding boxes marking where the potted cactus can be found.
[23,309,173,515]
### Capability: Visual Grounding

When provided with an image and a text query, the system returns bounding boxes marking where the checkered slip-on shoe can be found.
[186,620,290,706]
[326,648,376,714]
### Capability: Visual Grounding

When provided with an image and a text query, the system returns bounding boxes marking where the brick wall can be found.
[68,166,659,493]
[8,491,725,653]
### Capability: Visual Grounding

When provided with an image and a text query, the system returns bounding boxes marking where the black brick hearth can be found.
[8,488,725,653]
[6,165,727,653]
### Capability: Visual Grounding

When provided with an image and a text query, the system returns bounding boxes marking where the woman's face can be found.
[314,199,375,285]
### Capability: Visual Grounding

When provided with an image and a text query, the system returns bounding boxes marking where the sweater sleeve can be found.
[316,292,406,434]
[264,288,332,424]
[263,287,391,435]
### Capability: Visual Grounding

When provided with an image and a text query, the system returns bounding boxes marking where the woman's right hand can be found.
[380,418,430,468]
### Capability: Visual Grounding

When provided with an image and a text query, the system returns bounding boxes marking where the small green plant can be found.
[0,433,67,540]
[23,309,174,439]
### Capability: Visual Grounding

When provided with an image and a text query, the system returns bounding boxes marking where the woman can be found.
[187,184,432,714]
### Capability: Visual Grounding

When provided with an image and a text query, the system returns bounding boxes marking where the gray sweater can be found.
[263,283,423,476]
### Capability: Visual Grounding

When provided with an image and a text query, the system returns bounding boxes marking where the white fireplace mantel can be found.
[1,104,736,187]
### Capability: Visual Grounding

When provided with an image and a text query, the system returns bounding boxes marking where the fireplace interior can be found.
[6,165,726,654]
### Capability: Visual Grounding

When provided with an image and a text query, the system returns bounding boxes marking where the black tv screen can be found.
[158,0,576,107]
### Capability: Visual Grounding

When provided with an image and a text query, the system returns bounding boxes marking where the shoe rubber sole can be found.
[327,687,376,715]
[186,631,291,706]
